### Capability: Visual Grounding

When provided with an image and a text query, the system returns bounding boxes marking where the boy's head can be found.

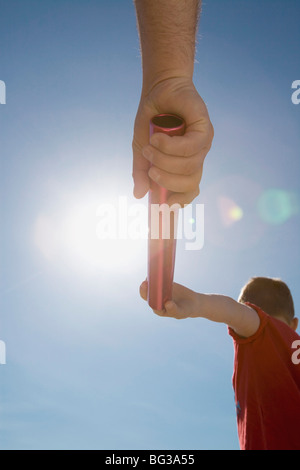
[238,277,298,330]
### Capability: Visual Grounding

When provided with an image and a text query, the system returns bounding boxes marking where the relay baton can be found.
[147,114,186,310]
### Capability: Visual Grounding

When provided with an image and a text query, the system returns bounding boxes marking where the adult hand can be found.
[132,76,213,207]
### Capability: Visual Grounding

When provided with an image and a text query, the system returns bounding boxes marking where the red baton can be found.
[147,114,186,310]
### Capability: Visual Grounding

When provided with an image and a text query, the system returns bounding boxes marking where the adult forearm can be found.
[134,0,201,92]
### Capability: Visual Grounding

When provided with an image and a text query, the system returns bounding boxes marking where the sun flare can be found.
[33,190,147,276]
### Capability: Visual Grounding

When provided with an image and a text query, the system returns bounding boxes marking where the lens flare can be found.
[202,175,266,251]
[218,196,244,227]
[230,205,244,221]
[257,189,299,225]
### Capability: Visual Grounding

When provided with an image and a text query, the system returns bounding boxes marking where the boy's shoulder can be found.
[229,302,300,345]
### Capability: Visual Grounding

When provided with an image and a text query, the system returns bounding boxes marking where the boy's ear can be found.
[290,317,299,331]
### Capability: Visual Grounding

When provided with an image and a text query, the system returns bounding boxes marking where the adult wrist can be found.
[141,70,194,98]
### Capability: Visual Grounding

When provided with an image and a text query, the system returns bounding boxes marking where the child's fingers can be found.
[139,280,148,301]
[140,281,171,316]
[164,300,182,319]
[139,280,187,319]
[152,308,167,317]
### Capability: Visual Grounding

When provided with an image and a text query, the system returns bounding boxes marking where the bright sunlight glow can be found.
[33,186,147,277]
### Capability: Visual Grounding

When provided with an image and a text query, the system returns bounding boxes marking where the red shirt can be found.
[228,304,300,450]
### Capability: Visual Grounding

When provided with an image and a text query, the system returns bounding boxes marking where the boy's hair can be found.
[238,277,295,324]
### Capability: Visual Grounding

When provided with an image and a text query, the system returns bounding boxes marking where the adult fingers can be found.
[149,128,213,159]
[142,145,207,176]
[148,165,203,195]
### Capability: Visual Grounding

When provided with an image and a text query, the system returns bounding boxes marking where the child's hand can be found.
[139,280,200,319]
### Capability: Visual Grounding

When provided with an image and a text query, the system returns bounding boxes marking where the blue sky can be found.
[0,0,299,450]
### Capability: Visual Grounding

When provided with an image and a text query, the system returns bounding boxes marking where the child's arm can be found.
[140,280,260,338]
